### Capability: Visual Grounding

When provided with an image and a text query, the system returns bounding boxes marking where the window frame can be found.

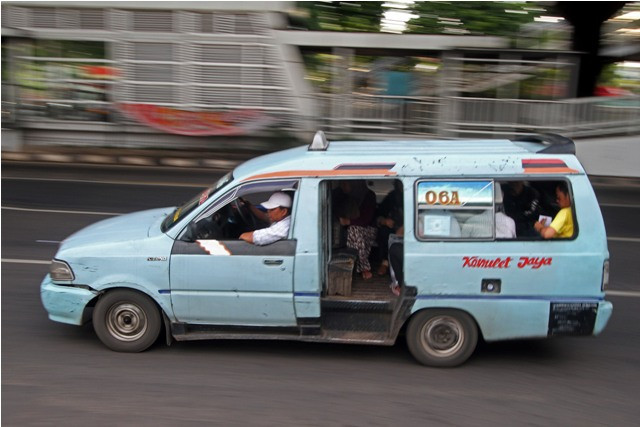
[178,178,299,241]
[414,178,496,242]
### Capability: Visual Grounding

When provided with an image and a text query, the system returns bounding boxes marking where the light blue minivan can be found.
[41,132,612,366]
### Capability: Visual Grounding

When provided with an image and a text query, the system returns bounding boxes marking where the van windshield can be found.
[161,172,233,232]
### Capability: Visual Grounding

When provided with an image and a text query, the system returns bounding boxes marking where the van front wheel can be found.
[407,309,478,367]
[93,290,161,352]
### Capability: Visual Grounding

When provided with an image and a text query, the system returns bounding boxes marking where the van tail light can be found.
[601,260,610,292]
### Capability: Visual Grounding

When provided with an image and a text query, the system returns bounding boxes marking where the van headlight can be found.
[50,259,75,281]
[601,260,610,291]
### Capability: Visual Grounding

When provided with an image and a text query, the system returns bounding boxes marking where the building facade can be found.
[3,2,637,150]
[2,1,312,148]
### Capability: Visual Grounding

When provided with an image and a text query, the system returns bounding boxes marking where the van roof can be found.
[235,133,584,181]
[326,139,533,154]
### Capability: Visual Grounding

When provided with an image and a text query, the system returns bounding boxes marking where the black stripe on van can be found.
[334,163,396,171]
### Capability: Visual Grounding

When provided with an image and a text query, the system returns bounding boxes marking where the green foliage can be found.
[292,1,543,38]
[597,64,618,86]
[406,2,540,37]
[293,1,384,32]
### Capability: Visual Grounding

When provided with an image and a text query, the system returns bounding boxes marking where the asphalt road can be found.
[2,162,640,426]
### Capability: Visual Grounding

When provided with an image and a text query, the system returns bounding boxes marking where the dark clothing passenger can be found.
[377,185,404,229]
[349,188,377,227]
[389,242,403,286]
[376,184,403,274]
[338,181,377,279]
[503,182,541,237]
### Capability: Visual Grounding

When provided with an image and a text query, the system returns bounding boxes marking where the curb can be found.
[1,151,243,170]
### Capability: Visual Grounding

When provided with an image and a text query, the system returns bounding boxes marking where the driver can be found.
[239,192,292,245]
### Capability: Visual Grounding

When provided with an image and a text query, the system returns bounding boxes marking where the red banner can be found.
[119,104,272,136]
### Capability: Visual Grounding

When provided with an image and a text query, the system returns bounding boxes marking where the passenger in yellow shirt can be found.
[534,182,573,239]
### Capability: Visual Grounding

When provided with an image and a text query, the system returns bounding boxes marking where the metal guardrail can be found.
[446,96,640,139]
[315,93,640,139]
[314,93,443,137]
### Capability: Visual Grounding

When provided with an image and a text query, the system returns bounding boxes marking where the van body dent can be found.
[41,132,612,366]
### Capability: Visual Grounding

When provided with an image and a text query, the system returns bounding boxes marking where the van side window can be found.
[416,180,495,240]
[181,179,298,242]
[414,179,576,241]
[501,180,575,239]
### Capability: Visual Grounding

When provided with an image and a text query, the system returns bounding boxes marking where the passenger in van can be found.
[388,225,404,296]
[503,181,541,237]
[239,192,292,245]
[338,181,377,280]
[375,181,404,276]
[461,185,516,239]
[534,182,573,239]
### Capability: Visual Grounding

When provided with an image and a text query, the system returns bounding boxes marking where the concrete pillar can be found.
[438,51,461,138]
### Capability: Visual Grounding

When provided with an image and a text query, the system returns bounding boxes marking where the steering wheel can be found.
[232,199,259,229]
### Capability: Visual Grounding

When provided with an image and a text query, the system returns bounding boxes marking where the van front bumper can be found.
[40,275,98,325]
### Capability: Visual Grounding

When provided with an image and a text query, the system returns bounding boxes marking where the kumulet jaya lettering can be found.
[462,256,552,269]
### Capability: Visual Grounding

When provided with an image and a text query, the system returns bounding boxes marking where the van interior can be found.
[322,178,403,301]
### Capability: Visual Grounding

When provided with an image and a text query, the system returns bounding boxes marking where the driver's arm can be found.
[248,203,268,223]
[239,198,268,223]
[239,231,254,244]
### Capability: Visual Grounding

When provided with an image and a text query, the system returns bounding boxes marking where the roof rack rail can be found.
[308,130,329,151]
[513,133,575,155]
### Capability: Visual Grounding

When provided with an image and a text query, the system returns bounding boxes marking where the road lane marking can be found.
[608,237,640,243]
[2,259,51,265]
[600,203,640,209]
[2,176,206,188]
[2,206,122,216]
[36,240,62,244]
[606,290,640,298]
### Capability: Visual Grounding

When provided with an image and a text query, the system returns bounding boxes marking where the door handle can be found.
[263,259,284,266]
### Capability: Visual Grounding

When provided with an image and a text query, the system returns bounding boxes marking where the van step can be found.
[321,310,392,333]
[320,330,394,345]
[321,299,395,312]
[171,323,301,341]
[172,331,300,342]
[324,277,398,302]
[169,325,392,345]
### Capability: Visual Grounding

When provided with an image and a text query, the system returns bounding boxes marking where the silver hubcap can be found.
[106,303,147,342]
[420,316,464,357]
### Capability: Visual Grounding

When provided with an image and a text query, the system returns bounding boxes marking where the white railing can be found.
[315,93,640,139]
[314,93,443,137]
[444,96,640,138]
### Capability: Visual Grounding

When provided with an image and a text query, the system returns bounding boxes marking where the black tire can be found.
[406,309,478,367]
[93,289,162,352]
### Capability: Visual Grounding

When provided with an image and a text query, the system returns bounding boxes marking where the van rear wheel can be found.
[93,290,161,352]
[407,309,478,367]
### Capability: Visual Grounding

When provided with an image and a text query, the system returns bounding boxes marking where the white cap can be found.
[261,192,292,209]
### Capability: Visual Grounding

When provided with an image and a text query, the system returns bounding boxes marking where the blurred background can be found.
[2,1,639,151]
